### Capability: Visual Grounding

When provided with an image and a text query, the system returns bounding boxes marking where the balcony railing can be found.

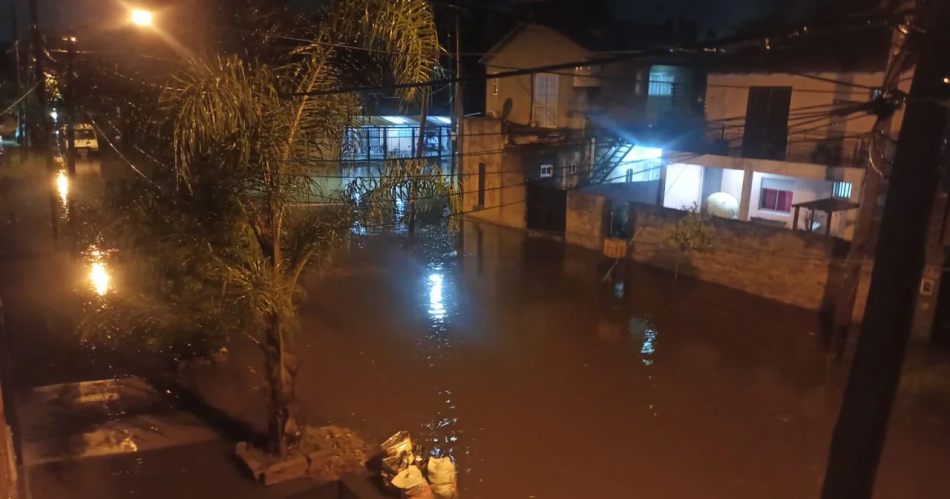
[704,125,873,168]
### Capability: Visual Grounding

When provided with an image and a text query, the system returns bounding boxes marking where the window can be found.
[569,163,578,175]
[833,181,853,199]
[540,164,554,178]
[532,74,559,127]
[491,76,498,96]
[648,72,674,96]
[760,188,794,213]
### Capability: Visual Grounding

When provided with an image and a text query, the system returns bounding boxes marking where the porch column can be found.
[738,166,754,221]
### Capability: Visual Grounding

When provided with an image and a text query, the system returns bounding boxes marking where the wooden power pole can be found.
[28,0,49,154]
[820,1,950,497]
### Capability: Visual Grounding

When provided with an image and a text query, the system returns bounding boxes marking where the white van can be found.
[74,124,99,154]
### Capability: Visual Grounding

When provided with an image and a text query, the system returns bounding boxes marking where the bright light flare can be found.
[56,171,68,204]
[130,9,153,26]
[90,262,111,296]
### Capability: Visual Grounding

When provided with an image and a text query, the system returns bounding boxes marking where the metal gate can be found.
[526,181,567,233]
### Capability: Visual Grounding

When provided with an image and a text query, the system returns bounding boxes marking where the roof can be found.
[709,26,890,74]
[481,20,690,64]
[792,197,859,212]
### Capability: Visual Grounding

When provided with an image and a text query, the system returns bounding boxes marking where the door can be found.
[742,87,792,160]
[525,181,567,232]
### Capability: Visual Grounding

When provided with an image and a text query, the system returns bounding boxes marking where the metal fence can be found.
[705,125,874,167]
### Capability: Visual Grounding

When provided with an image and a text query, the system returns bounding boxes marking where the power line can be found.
[0,83,39,116]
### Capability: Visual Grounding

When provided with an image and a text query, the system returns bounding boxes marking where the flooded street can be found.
[2,152,949,497]
[292,222,950,499]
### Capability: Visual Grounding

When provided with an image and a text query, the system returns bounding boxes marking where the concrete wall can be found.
[704,72,911,142]
[461,118,526,229]
[484,25,694,130]
[663,163,704,210]
[485,25,589,128]
[565,191,609,251]
[579,181,661,207]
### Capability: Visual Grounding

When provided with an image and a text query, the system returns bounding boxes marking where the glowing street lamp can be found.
[130,9,153,27]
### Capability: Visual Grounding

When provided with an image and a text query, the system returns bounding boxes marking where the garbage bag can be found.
[381,431,413,457]
[403,484,434,499]
[381,431,417,487]
[426,457,458,499]
[391,465,428,490]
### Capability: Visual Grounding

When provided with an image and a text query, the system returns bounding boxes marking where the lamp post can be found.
[65,33,77,177]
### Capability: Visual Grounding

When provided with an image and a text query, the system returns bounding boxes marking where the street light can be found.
[130,9,153,27]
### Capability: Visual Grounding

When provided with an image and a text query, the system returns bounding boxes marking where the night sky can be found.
[1,0,884,42]
[0,0,827,42]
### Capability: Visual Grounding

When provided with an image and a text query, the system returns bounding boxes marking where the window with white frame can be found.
[833,181,853,199]
[648,72,674,96]
[540,164,554,178]
[532,74,559,127]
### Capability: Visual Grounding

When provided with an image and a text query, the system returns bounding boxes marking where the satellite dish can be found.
[501,98,513,121]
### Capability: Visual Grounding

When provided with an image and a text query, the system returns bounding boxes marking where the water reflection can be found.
[87,247,111,296]
[428,273,446,321]
[628,317,658,366]
[56,171,69,205]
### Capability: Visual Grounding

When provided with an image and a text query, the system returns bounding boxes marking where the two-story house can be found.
[654,26,906,241]
[462,21,702,231]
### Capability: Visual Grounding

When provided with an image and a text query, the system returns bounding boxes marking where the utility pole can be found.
[821,1,950,497]
[831,12,912,356]
[28,0,49,156]
[454,11,464,200]
[450,10,461,183]
[12,7,21,143]
[65,32,77,177]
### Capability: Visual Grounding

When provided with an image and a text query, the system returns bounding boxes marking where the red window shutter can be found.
[763,189,778,210]
[778,191,793,212]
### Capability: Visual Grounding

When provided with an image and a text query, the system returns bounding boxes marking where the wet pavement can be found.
[2,152,949,498]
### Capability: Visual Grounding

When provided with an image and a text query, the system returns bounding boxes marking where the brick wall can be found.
[628,202,856,312]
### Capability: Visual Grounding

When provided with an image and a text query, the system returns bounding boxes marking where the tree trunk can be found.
[264,313,299,456]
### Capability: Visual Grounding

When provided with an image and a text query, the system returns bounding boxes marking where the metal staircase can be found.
[585,137,632,186]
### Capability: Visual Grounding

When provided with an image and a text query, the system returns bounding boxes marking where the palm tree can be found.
[80,0,446,456]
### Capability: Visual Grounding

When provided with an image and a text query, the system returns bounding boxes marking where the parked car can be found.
[74,124,99,154]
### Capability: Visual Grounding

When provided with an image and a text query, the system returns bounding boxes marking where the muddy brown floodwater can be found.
[282,221,949,499]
